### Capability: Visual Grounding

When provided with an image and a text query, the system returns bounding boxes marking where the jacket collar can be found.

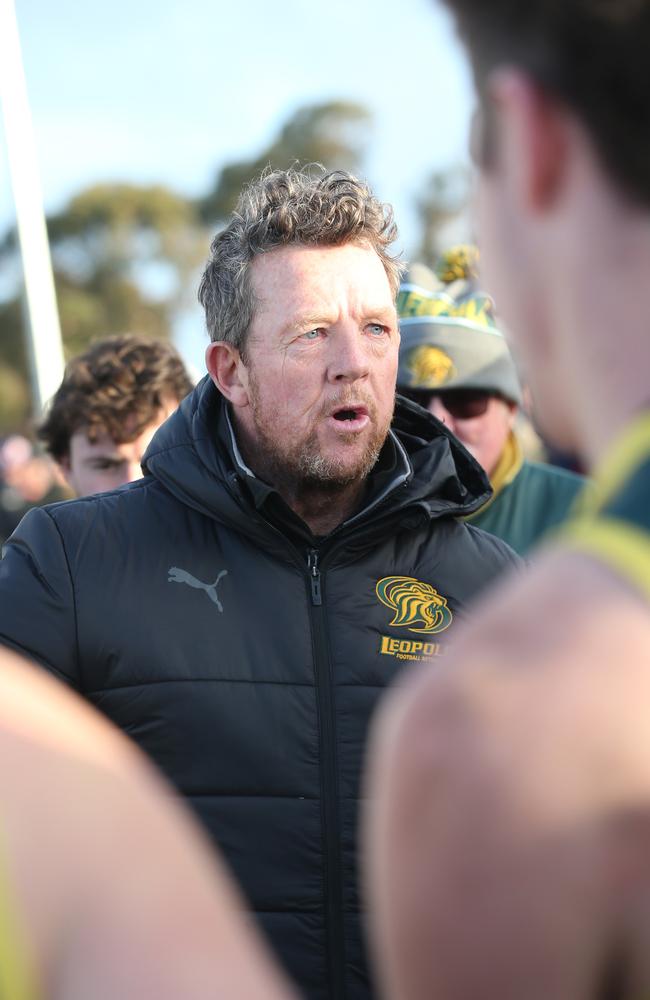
[143,378,492,538]
[218,399,412,543]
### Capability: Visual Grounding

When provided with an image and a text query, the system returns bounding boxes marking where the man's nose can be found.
[327,328,370,383]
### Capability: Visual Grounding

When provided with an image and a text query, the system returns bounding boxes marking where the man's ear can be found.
[56,454,76,494]
[488,69,569,213]
[205,342,250,408]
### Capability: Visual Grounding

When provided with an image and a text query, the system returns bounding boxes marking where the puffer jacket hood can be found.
[143,376,492,534]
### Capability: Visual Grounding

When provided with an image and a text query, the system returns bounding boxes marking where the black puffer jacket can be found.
[0,379,518,999]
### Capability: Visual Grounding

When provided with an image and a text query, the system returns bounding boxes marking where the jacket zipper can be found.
[306,548,345,998]
[307,549,322,605]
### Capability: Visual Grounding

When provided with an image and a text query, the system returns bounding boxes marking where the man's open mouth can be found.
[331,406,368,422]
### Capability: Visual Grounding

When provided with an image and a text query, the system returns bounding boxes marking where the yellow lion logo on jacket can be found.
[376,576,453,634]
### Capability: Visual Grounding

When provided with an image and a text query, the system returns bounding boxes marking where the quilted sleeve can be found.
[0,506,79,687]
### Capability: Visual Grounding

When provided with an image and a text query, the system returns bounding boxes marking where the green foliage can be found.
[0,299,31,432]
[48,183,194,236]
[0,184,210,434]
[47,182,208,293]
[56,273,169,359]
[0,365,30,433]
[198,100,373,223]
[412,165,472,269]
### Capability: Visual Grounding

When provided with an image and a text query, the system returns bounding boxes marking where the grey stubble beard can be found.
[242,377,393,498]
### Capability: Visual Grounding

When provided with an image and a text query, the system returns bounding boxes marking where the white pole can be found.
[0,0,65,416]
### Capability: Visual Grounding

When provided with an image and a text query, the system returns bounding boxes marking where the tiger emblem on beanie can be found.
[407,345,456,388]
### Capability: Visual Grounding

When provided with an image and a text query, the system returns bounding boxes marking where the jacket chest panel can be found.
[75,528,315,689]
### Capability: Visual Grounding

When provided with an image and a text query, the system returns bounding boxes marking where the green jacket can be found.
[468,435,587,555]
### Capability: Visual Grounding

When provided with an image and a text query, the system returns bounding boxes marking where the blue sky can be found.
[1,0,476,368]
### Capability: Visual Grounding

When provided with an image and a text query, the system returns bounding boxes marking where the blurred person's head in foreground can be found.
[364,5,650,1000]
[397,245,521,478]
[38,334,194,497]
[440,0,650,467]
[0,643,296,1000]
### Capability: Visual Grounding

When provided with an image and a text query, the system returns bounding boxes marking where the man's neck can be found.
[245,447,367,536]
[227,410,368,535]
[280,480,366,536]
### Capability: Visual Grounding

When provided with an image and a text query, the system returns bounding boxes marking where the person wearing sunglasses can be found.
[396,247,587,555]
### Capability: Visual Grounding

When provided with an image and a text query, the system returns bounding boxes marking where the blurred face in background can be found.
[410,387,516,477]
[60,402,178,497]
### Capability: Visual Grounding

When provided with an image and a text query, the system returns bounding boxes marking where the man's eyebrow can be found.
[84,455,125,467]
[282,314,334,335]
[364,305,397,322]
[282,306,397,335]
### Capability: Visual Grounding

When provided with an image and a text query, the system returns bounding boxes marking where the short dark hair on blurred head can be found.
[441,0,650,206]
[38,334,193,462]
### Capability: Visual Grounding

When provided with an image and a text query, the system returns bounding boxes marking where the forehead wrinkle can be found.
[248,243,395,342]
[280,310,337,338]
[282,299,396,338]
[344,279,395,319]
[360,303,397,322]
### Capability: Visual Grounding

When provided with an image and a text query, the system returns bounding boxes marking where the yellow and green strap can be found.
[575,413,650,518]
[0,835,36,1000]
[559,413,650,600]
[563,516,650,603]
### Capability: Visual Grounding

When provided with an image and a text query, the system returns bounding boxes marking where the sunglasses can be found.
[401,388,492,420]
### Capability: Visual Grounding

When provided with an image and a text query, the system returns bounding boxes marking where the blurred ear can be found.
[488,69,569,213]
[57,454,73,489]
[57,454,78,494]
[205,342,250,408]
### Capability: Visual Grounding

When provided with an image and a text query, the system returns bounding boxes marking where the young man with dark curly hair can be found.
[0,166,517,999]
[365,3,650,999]
[38,334,194,496]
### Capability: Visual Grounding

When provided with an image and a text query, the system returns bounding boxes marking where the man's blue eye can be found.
[368,324,386,336]
[302,329,321,340]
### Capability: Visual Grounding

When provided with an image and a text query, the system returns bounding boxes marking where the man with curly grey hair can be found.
[0,166,517,999]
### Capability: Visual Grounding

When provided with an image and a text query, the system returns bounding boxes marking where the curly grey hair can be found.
[198,166,403,358]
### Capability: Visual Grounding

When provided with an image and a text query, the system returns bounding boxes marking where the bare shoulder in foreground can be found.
[365,549,650,1000]
[0,647,296,1000]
